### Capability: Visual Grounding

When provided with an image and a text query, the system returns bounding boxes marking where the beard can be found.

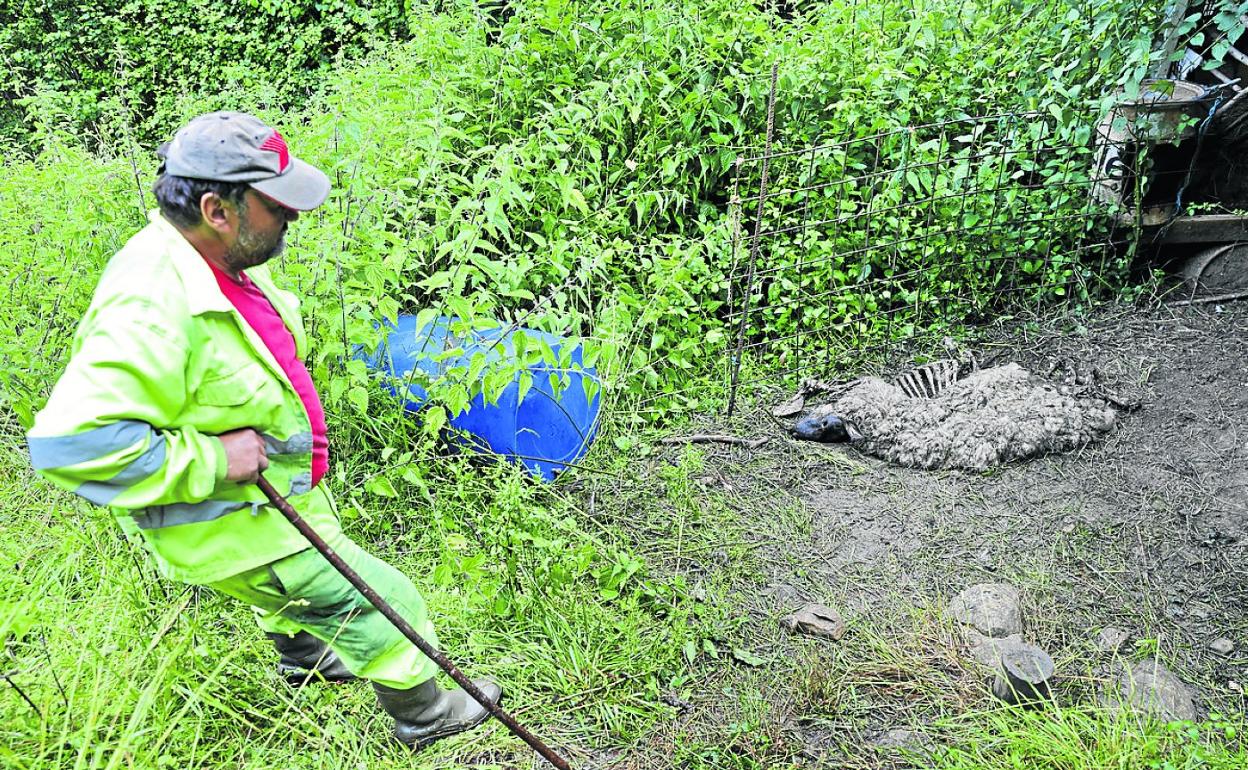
[224,213,286,273]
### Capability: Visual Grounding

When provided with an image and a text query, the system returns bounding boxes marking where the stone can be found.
[870,728,933,753]
[659,692,692,712]
[991,643,1056,706]
[1210,638,1235,655]
[965,630,1025,669]
[949,583,1023,638]
[1096,626,1131,653]
[1188,602,1215,620]
[781,603,846,641]
[1107,659,1198,723]
[762,582,801,606]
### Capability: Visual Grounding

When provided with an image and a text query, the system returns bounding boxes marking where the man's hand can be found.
[219,428,269,483]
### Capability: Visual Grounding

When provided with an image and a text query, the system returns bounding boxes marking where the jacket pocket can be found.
[195,362,272,407]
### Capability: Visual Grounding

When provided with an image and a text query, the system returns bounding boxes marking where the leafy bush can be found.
[0,141,146,430]
[0,0,411,146]
[2,0,1181,434]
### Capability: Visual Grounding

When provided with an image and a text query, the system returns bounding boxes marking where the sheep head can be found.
[790,377,901,443]
[790,411,863,442]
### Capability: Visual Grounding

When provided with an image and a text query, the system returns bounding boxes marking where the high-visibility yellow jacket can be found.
[27,211,341,584]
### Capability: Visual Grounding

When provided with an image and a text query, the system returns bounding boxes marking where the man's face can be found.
[223,189,298,273]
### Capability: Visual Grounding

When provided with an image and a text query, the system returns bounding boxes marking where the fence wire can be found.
[723,97,1155,410]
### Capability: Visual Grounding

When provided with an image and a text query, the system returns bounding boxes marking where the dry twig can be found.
[1169,290,1248,307]
[660,434,770,449]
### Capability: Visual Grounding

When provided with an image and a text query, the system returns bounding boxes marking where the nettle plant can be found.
[4,0,1180,436]
[721,0,1167,368]
[0,144,147,434]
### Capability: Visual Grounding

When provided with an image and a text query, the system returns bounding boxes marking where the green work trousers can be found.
[208,531,439,689]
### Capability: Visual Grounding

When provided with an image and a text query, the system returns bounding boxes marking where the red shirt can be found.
[207,262,329,486]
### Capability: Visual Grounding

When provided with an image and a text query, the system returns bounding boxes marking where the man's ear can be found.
[199,192,234,234]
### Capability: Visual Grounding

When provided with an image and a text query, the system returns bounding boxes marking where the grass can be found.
[0,416,766,768]
[930,708,1248,769]
[5,392,1248,768]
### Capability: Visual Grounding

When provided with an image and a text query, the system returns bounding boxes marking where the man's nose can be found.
[285,208,300,222]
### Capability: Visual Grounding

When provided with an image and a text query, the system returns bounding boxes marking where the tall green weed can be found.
[0,0,1180,451]
[0,0,411,147]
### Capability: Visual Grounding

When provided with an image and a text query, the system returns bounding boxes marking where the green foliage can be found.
[1,0,1183,430]
[4,6,1248,766]
[722,0,1171,374]
[1160,1,1248,80]
[931,707,1248,769]
[0,141,146,430]
[0,0,410,146]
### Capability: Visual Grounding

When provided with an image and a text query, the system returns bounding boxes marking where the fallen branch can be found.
[3,672,41,720]
[660,434,770,449]
[1169,290,1248,307]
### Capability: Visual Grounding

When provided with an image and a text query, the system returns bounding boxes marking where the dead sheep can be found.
[791,363,1119,470]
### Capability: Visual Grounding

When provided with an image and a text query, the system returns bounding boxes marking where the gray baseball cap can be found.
[157,111,330,211]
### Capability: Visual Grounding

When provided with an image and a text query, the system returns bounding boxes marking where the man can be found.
[26,111,501,749]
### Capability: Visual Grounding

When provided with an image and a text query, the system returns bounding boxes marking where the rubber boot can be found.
[266,631,357,685]
[373,677,503,749]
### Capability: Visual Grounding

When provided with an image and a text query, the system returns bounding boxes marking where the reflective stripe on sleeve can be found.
[132,472,313,529]
[73,434,169,506]
[289,472,312,496]
[133,499,249,530]
[27,421,152,469]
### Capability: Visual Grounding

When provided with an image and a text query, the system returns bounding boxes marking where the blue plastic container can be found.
[365,314,601,481]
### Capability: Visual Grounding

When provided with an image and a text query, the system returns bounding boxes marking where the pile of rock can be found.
[947,583,1205,721]
[948,583,1055,706]
[1093,626,1200,723]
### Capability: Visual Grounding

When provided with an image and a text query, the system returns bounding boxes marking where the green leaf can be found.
[567,187,589,214]
[423,405,448,436]
[516,371,533,405]
[347,386,369,413]
[414,307,440,335]
[731,647,766,667]
[0,600,37,650]
[418,270,453,291]
[366,475,397,497]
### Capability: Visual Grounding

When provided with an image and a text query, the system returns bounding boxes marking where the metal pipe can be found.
[255,475,571,770]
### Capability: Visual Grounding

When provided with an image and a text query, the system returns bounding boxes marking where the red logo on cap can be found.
[259,131,291,173]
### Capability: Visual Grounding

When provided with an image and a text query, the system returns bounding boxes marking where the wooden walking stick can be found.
[256,474,571,770]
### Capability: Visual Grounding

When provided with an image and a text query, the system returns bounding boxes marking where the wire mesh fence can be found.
[723,90,1148,412]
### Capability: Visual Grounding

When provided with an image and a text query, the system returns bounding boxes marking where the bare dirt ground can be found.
[630,302,1248,767]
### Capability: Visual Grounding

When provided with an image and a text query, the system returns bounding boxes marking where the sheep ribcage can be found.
[893,359,959,399]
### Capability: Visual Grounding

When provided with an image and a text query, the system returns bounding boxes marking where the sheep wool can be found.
[815,363,1118,471]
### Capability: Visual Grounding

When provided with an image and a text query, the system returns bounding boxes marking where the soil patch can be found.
[646,302,1248,765]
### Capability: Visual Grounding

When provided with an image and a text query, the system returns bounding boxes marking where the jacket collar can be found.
[146,210,234,316]
[145,211,301,391]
